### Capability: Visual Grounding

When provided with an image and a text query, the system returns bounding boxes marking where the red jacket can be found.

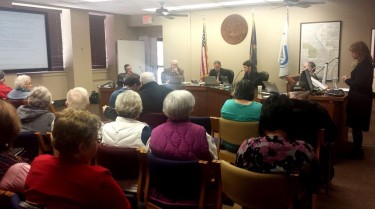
[25,155,131,209]
[0,83,12,99]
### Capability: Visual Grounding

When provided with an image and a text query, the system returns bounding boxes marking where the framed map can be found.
[299,21,341,81]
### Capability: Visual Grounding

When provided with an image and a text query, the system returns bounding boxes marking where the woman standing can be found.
[342,41,374,159]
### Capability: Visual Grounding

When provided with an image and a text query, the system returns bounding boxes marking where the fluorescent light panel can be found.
[143,0,283,12]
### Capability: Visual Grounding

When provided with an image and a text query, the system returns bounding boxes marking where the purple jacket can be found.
[150,120,212,161]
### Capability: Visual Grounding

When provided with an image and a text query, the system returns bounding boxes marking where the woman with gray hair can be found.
[65,87,90,110]
[101,90,150,148]
[149,90,217,161]
[7,75,32,100]
[24,108,131,208]
[17,86,55,133]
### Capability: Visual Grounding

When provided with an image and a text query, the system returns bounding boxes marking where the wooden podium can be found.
[97,86,232,118]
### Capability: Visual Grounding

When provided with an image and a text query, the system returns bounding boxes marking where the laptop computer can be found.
[168,76,183,85]
[262,81,280,93]
[203,76,219,86]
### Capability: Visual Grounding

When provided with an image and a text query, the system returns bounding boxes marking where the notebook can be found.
[262,81,280,93]
[203,76,219,86]
[168,76,183,85]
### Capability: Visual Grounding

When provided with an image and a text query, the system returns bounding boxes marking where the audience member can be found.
[149,90,217,161]
[0,70,12,99]
[208,60,233,84]
[221,79,262,122]
[66,87,90,110]
[102,90,150,149]
[24,109,131,209]
[236,94,315,174]
[138,72,173,114]
[161,59,184,83]
[103,75,140,121]
[117,64,140,88]
[0,100,30,193]
[7,75,32,100]
[17,86,55,133]
[242,60,262,89]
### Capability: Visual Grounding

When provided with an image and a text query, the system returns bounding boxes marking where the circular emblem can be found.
[221,14,248,45]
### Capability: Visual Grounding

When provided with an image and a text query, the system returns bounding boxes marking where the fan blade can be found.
[167,13,188,17]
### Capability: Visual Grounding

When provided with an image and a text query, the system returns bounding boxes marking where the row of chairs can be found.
[95,147,310,209]
[11,132,53,162]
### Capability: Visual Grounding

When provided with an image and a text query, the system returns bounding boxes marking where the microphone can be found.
[326,57,339,64]
[233,70,244,84]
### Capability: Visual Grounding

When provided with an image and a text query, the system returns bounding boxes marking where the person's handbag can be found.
[89,91,99,104]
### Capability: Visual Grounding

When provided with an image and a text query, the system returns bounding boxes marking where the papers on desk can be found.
[340,88,349,92]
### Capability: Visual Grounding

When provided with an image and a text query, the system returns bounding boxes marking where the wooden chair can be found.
[220,160,302,209]
[35,132,54,155]
[217,118,259,163]
[11,132,40,162]
[0,189,23,209]
[142,153,221,209]
[95,145,144,194]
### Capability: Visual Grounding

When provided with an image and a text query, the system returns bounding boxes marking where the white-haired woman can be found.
[66,87,90,110]
[17,86,55,133]
[7,75,32,100]
[102,90,150,149]
[149,90,217,161]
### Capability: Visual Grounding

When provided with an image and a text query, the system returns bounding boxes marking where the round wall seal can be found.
[221,14,248,45]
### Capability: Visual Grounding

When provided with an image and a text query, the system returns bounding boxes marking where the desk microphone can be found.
[233,70,244,84]
[326,57,339,64]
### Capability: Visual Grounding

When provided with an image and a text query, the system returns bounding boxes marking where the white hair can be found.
[28,86,52,109]
[170,60,178,65]
[66,87,90,110]
[115,90,143,119]
[140,72,156,84]
[163,90,195,121]
[14,75,31,90]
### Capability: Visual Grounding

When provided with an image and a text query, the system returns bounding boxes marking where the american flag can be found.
[200,23,208,77]
[249,12,257,71]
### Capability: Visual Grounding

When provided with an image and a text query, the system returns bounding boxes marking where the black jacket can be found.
[138,82,173,113]
[209,68,234,84]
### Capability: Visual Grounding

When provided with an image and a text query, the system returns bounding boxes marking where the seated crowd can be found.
[0,71,334,208]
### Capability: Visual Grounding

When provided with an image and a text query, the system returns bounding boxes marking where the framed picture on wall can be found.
[371,29,375,59]
[299,21,341,82]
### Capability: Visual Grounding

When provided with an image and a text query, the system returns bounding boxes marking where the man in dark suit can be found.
[208,60,234,84]
[242,60,263,89]
[138,72,173,113]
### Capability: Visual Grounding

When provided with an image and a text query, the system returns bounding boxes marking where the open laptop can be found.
[203,76,219,86]
[262,81,280,93]
[168,76,183,85]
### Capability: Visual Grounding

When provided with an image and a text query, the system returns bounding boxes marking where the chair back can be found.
[35,132,54,155]
[143,154,218,208]
[258,71,270,82]
[217,118,259,163]
[220,161,298,209]
[189,116,211,134]
[11,132,40,161]
[96,145,140,180]
[7,99,27,109]
[138,112,168,129]
[226,69,234,84]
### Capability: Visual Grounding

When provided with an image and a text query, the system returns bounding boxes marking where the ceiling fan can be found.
[271,0,325,9]
[155,2,189,19]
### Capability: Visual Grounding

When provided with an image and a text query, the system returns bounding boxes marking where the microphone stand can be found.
[233,70,244,84]
[322,57,339,85]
